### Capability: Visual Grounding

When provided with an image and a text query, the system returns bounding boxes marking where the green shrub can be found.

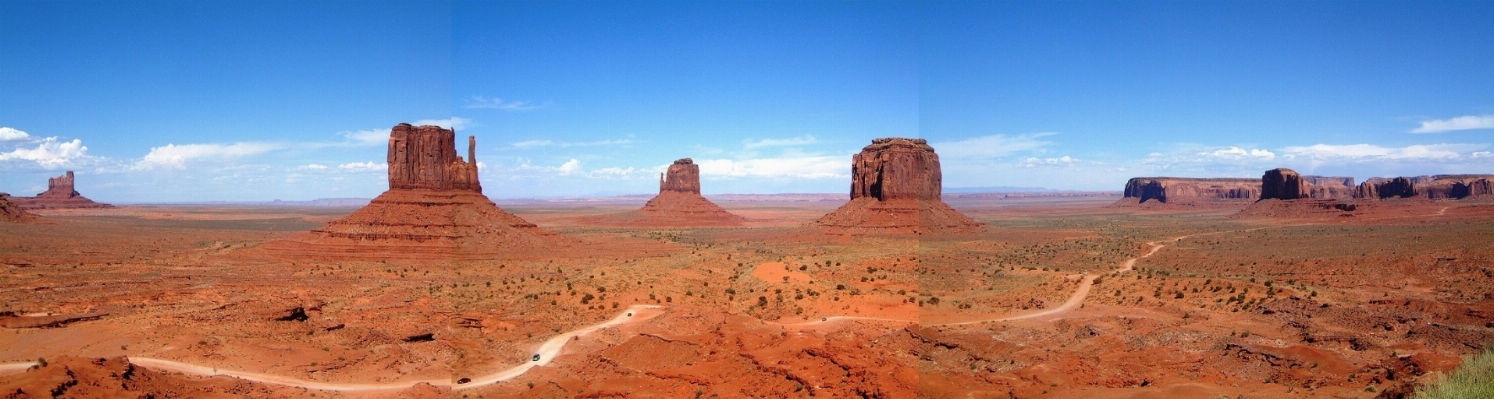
[1415,347,1494,399]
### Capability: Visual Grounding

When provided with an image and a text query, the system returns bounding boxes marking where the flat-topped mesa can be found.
[1302,175,1357,200]
[815,137,980,234]
[1115,177,1259,205]
[387,123,481,192]
[851,137,942,201]
[1260,168,1309,200]
[659,158,701,194]
[1356,174,1494,200]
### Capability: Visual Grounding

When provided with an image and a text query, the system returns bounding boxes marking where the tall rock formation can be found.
[659,158,702,194]
[589,158,744,227]
[264,124,557,260]
[11,171,113,210]
[815,138,981,234]
[1260,168,1309,200]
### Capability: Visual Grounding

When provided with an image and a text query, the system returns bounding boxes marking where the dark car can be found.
[532,354,541,362]
[627,312,632,317]
[457,377,471,384]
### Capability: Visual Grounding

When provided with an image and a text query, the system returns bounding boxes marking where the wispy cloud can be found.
[337,161,386,172]
[464,96,542,111]
[1019,155,1079,168]
[557,159,582,175]
[412,117,472,130]
[0,136,91,169]
[134,142,283,170]
[300,163,328,170]
[697,155,847,179]
[933,133,1055,159]
[742,135,817,150]
[1411,115,1494,133]
[1202,146,1276,160]
[0,127,31,142]
[1280,143,1486,161]
[338,129,387,146]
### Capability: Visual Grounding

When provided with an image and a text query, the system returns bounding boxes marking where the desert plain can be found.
[2,191,1491,398]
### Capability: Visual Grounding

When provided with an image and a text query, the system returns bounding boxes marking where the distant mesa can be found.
[1356,175,1493,201]
[583,158,746,227]
[1240,168,1360,218]
[814,137,982,234]
[0,193,41,223]
[263,123,560,260]
[10,171,114,210]
[1111,172,1356,207]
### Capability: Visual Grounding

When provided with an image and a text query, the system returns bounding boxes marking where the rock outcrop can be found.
[0,193,40,223]
[659,158,702,194]
[10,171,113,210]
[1111,177,1260,206]
[815,138,981,234]
[1356,175,1494,200]
[1260,168,1309,200]
[1302,175,1356,200]
[263,124,558,260]
[589,158,745,227]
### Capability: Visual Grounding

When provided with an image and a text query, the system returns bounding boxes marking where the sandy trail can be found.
[0,305,664,393]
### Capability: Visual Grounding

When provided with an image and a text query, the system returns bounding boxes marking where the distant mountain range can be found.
[944,186,1055,193]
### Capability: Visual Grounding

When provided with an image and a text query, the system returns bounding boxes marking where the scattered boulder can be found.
[814,138,981,234]
[1260,168,1309,200]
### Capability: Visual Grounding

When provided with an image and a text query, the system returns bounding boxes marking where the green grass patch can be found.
[1415,347,1494,399]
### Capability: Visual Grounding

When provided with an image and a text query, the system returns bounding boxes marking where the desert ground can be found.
[2,195,1491,398]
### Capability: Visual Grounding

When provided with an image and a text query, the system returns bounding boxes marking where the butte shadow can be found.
[260,123,565,261]
[580,158,747,227]
[811,137,982,236]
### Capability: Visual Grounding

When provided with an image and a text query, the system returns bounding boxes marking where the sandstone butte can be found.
[1237,168,1362,218]
[263,123,558,260]
[814,137,981,234]
[590,158,745,227]
[9,171,114,210]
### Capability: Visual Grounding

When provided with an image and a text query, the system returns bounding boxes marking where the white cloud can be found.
[933,133,1055,159]
[135,142,282,170]
[558,159,582,175]
[0,137,90,169]
[1411,115,1494,133]
[301,163,328,170]
[1470,151,1492,159]
[513,140,553,148]
[697,155,847,179]
[1019,155,1078,168]
[742,135,817,150]
[339,129,387,146]
[338,161,386,172]
[0,127,31,142]
[464,96,541,111]
[1280,143,1484,161]
[1203,146,1276,160]
[412,117,472,130]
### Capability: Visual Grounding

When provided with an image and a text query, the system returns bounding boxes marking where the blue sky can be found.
[2,1,1491,202]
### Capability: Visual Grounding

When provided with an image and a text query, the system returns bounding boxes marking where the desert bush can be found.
[1414,347,1494,399]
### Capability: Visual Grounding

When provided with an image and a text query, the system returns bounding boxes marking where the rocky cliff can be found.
[1113,178,1260,206]
[1357,175,1494,200]
[11,171,113,210]
[816,138,980,234]
[1302,175,1356,200]
[1260,168,1309,200]
[387,123,481,192]
[659,158,702,194]
[264,123,558,260]
[0,193,39,223]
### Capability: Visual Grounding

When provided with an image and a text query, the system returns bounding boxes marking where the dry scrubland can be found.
[1,197,1491,398]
